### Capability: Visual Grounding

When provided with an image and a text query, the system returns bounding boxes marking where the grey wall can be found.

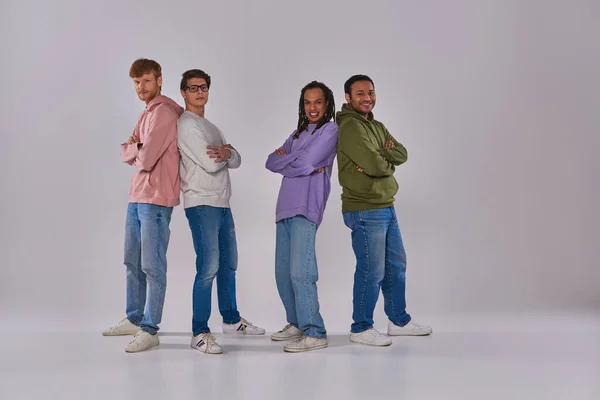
[1,0,598,332]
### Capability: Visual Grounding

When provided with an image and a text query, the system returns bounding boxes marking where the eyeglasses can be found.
[185,84,209,93]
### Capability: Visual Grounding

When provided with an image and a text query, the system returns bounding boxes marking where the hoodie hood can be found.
[336,103,374,125]
[146,94,185,117]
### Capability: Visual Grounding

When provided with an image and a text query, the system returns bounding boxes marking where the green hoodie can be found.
[336,104,408,212]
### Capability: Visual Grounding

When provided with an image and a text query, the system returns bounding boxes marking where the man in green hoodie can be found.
[336,74,432,346]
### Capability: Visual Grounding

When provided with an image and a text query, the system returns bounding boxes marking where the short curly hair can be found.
[129,58,162,79]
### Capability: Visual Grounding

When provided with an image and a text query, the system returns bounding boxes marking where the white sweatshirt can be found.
[177,111,241,209]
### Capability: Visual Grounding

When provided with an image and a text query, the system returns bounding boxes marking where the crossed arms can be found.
[265,123,338,178]
[337,119,407,177]
[120,105,178,172]
[177,120,241,173]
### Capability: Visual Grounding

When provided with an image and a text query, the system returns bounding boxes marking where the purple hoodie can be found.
[266,122,338,227]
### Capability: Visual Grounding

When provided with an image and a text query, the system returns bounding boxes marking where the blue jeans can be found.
[124,203,173,335]
[185,206,241,335]
[275,216,326,338]
[342,207,411,333]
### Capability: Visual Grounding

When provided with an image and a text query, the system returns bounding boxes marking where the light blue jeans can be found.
[275,216,326,338]
[342,206,411,333]
[124,202,173,335]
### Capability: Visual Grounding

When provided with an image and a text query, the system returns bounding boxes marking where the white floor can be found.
[1,316,599,400]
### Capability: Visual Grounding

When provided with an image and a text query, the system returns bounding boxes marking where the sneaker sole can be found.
[387,330,433,336]
[102,330,140,336]
[191,345,223,355]
[349,337,392,347]
[222,331,266,336]
[283,343,328,353]
[125,341,159,353]
[271,334,303,342]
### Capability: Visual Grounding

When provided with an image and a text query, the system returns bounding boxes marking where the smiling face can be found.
[345,80,376,117]
[303,88,327,124]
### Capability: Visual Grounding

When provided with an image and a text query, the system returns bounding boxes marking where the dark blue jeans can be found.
[342,206,411,333]
[185,206,241,335]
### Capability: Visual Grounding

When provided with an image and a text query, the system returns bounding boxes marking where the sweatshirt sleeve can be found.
[276,123,338,178]
[265,132,297,172]
[178,118,228,173]
[338,119,395,177]
[227,147,241,169]
[218,128,241,169]
[120,142,139,165]
[380,126,408,166]
[128,105,178,172]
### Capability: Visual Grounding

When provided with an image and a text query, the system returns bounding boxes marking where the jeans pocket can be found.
[342,212,355,229]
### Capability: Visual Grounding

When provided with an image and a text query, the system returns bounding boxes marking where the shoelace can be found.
[240,318,256,327]
[108,318,129,332]
[206,334,217,345]
[129,331,146,346]
[366,329,384,339]
[407,322,426,330]
[197,333,217,346]
[279,323,294,333]
[294,337,309,346]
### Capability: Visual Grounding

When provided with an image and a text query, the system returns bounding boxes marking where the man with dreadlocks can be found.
[265,81,338,353]
[336,74,432,347]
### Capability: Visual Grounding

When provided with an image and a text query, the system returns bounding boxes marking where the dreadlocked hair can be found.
[294,81,336,139]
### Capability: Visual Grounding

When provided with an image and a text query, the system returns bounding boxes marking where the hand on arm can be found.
[206,145,232,162]
[215,129,241,169]
[120,134,141,164]
[178,121,229,173]
[380,128,408,166]
[265,134,297,172]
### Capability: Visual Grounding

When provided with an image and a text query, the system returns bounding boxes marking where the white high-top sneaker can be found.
[191,333,223,355]
[125,331,159,353]
[102,318,140,336]
[271,324,304,341]
[283,336,327,353]
[349,328,392,346]
[222,317,266,335]
[388,320,433,336]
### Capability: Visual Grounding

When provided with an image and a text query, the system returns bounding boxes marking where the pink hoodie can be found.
[120,95,185,207]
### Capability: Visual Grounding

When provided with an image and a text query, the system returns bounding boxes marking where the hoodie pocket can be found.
[372,176,398,198]
[340,166,374,195]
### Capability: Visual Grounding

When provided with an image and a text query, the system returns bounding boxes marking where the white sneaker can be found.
[271,324,304,341]
[222,317,266,335]
[349,328,392,347]
[191,333,223,354]
[284,336,327,353]
[388,320,433,336]
[125,331,159,353]
[102,318,140,336]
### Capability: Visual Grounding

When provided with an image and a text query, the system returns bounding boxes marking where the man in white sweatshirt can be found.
[177,69,265,354]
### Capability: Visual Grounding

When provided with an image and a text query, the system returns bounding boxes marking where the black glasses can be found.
[185,84,209,93]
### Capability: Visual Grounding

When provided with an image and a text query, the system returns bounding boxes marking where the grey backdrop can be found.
[1,0,598,333]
